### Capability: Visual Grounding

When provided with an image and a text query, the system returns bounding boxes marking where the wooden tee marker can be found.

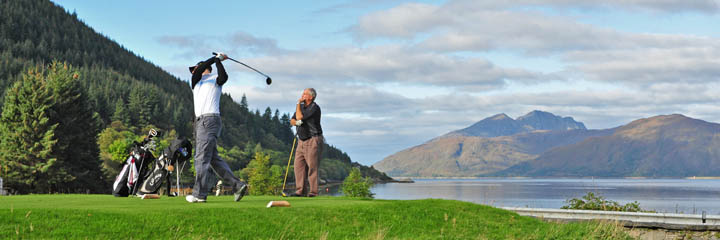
[141,194,160,199]
[266,201,291,208]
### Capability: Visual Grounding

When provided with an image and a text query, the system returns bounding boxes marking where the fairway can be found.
[0,195,630,239]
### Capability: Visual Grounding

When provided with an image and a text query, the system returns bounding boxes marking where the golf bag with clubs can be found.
[137,137,192,195]
[112,129,158,197]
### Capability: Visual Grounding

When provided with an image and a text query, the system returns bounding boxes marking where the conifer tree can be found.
[145,87,160,127]
[127,87,145,126]
[240,94,249,113]
[0,66,72,193]
[45,61,104,192]
[111,98,131,126]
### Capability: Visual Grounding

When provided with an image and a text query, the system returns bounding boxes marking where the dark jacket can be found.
[292,102,322,140]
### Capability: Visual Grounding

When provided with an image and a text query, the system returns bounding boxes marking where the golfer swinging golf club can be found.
[186,52,248,203]
[289,88,323,197]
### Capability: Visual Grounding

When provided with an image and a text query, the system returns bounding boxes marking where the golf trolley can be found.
[112,129,192,198]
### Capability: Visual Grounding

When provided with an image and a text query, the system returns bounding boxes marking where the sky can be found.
[52,0,720,166]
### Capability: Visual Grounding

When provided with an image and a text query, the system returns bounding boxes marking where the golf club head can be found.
[266,77,272,85]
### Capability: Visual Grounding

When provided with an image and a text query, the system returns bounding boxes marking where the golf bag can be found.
[137,137,192,195]
[112,130,158,197]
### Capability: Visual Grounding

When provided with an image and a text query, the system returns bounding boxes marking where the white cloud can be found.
[245,45,554,92]
[354,3,447,39]
[442,0,720,15]
[501,0,720,13]
[351,1,720,88]
[155,31,288,60]
[567,47,720,84]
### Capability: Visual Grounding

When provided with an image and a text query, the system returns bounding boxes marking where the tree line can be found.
[0,0,390,194]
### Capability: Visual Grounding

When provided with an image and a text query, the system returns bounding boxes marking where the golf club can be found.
[281,135,298,197]
[176,160,187,196]
[212,52,272,85]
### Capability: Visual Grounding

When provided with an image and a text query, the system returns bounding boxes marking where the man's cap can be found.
[188,61,204,73]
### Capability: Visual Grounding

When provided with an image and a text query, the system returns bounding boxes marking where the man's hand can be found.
[295,120,303,126]
[215,52,228,61]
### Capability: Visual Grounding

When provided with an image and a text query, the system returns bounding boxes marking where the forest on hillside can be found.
[0,0,390,193]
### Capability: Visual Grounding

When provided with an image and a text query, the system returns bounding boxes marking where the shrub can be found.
[108,138,134,163]
[247,151,282,195]
[341,168,374,198]
[562,192,645,212]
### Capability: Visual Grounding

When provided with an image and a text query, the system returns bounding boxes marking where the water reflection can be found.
[360,179,720,214]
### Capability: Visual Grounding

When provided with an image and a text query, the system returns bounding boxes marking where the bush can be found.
[247,151,282,195]
[341,168,374,198]
[108,138,134,163]
[562,192,645,212]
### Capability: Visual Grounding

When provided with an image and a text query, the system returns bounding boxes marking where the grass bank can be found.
[0,195,631,239]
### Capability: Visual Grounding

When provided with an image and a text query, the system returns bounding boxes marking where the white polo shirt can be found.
[193,73,222,117]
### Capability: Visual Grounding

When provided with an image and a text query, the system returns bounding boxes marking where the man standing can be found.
[289,88,323,197]
[186,52,248,203]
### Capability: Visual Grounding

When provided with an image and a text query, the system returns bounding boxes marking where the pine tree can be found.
[111,98,130,126]
[0,66,72,193]
[45,61,104,192]
[127,87,144,127]
[273,109,280,123]
[145,87,160,127]
[263,107,272,122]
[240,94,249,113]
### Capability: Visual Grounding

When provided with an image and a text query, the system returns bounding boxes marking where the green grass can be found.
[0,195,632,239]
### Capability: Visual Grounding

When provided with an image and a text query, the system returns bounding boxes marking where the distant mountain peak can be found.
[616,114,716,140]
[490,113,511,120]
[516,111,586,131]
[516,110,552,120]
[446,110,586,138]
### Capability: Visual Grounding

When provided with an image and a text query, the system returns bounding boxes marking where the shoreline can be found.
[383,176,720,180]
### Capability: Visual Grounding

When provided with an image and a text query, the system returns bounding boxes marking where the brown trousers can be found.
[294,135,323,196]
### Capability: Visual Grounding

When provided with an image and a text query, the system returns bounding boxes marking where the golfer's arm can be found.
[191,57,215,89]
[295,103,304,120]
[216,59,228,85]
[290,114,297,125]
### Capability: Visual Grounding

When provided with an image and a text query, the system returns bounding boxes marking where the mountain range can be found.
[445,110,586,138]
[373,111,720,177]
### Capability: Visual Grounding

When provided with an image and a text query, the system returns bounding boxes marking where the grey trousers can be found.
[192,115,240,199]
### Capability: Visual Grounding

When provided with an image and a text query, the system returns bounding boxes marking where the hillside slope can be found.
[501,114,720,177]
[375,128,611,177]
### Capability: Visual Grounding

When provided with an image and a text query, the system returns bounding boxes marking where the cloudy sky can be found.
[53,0,720,166]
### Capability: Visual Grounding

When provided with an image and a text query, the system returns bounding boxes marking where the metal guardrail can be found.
[502,207,720,231]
